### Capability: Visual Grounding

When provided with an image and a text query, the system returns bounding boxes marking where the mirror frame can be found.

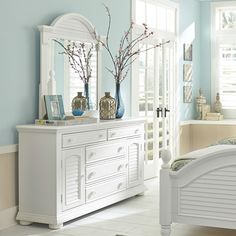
[38,13,102,118]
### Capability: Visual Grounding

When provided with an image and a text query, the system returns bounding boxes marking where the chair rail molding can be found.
[0,144,18,155]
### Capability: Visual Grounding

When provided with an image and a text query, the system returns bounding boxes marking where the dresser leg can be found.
[49,223,63,230]
[19,220,33,226]
[161,225,171,236]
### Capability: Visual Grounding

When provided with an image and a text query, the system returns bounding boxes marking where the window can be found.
[212,2,236,117]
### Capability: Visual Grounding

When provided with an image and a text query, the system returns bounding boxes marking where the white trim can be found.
[0,144,18,155]
[211,2,216,108]
[180,119,236,126]
[0,206,18,230]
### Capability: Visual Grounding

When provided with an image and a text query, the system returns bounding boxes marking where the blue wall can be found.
[200,1,212,104]
[0,0,216,145]
[178,0,201,121]
[0,0,130,146]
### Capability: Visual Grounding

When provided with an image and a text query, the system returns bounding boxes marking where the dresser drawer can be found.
[86,177,126,202]
[86,158,126,183]
[86,142,125,163]
[62,130,106,148]
[108,125,143,140]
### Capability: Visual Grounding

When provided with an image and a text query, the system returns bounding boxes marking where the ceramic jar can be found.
[99,92,116,120]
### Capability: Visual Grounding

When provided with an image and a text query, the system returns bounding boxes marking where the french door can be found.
[132,39,177,179]
[132,0,179,179]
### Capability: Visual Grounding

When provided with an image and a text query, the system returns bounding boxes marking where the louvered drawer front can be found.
[86,177,126,202]
[86,158,126,183]
[86,142,125,163]
[108,125,143,140]
[62,130,106,148]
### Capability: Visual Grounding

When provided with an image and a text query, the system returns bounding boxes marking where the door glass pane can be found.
[147,3,157,29]
[167,9,175,33]
[157,6,166,31]
[136,0,145,25]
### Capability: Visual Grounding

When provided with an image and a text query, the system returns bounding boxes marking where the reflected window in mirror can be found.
[53,39,97,114]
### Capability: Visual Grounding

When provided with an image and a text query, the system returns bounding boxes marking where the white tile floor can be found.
[1,178,236,236]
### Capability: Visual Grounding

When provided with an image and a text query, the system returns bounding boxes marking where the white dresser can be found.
[16,118,146,229]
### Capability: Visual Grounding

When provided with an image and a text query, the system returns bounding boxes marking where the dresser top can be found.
[17,117,146,133]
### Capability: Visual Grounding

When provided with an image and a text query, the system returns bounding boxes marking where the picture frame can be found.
[183,86,192,103]
[44,95,66,120]
[183,43,193,61]
[183,64,193,82]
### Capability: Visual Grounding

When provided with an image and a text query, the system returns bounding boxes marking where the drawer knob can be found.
[117,164,123,172]
[88,171,96,179]
[88,152,95,159]
[134,129,139,134]
[117,147,123,153]
[98,134,103,138]
[111,132,116,137]
[67,138,72,143]
[88,191,96,199]
[117,183,123,190]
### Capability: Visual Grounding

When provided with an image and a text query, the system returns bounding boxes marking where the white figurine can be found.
[214,92,222,113]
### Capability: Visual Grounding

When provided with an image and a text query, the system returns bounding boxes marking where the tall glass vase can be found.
[115,82,125,118]
[84,83,91,110]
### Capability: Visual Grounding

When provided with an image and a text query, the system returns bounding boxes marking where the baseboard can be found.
[0,206,18,230]
[0,144,18,155]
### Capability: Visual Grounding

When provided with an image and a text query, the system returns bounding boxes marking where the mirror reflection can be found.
[52,39,97,114]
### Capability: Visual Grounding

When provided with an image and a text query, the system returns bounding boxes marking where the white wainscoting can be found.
[0,206,18,230]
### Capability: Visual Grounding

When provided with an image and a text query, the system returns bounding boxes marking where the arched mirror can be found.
[38,13,102,118]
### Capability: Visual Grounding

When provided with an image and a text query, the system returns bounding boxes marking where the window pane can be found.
[219,43,236,109]
[220,9,236,30]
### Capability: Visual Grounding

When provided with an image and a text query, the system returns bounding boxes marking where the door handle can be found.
[164,108,170,117]
[156,107,163,118]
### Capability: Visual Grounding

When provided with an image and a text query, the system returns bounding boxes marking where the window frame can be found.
[211,1,236,118]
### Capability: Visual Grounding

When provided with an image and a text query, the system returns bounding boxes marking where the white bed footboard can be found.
[160,145,236,236]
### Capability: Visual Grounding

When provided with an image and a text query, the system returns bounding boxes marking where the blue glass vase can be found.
[84,83,91,110]
[115,82,125,118]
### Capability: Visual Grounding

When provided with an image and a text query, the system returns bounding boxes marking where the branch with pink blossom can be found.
[54,39,94,84]
[94,4,170,83]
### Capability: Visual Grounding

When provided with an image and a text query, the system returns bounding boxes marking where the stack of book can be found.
[205,112,223,121]
[35,116,98,126]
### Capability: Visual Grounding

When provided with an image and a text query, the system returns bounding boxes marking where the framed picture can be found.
[183,43,192,61]
[44,95,65,120]
[183,86,192,103]
[183,64,193,82]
